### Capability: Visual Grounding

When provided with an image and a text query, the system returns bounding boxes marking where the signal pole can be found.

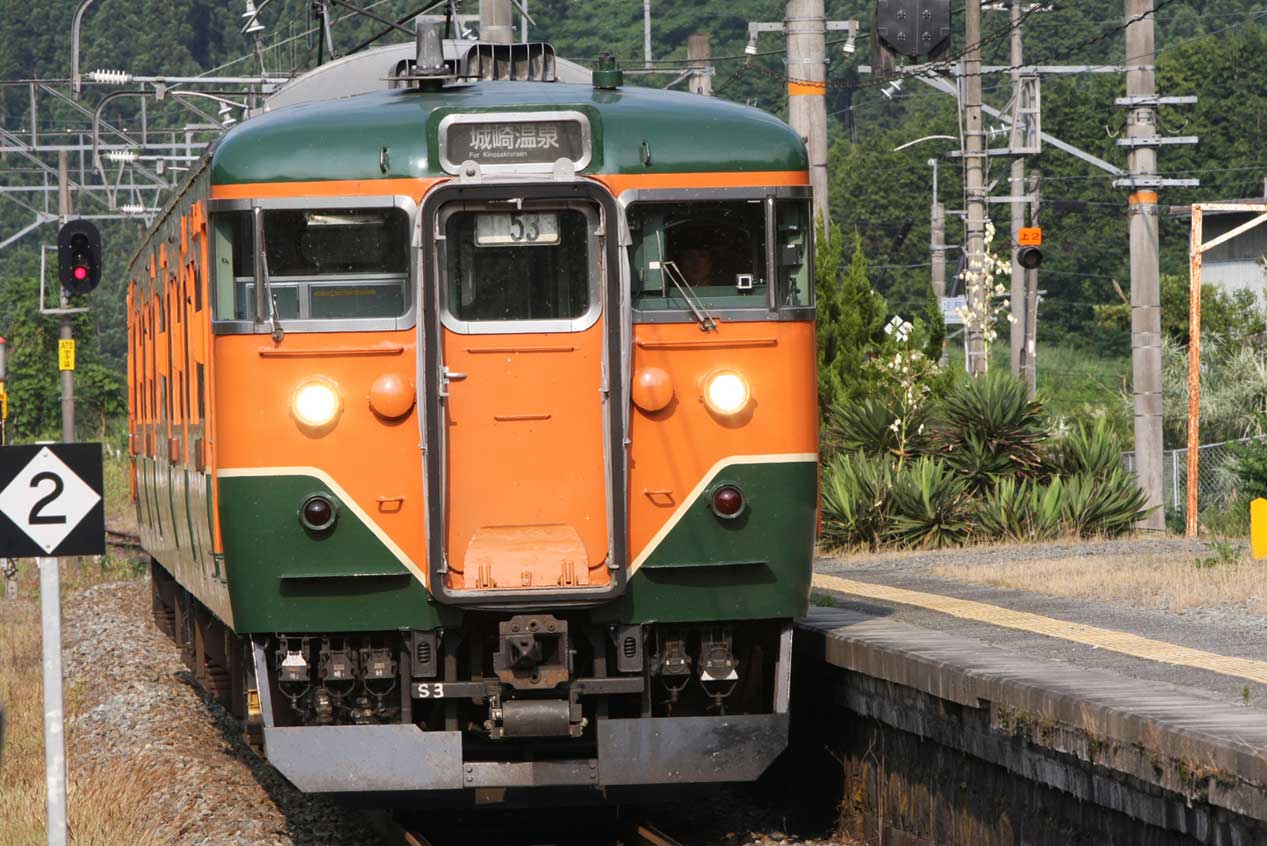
[1125,0,1164,531]
[963,0,988,375]
[1008,0,1026,377]
[57,152,74,444]
[1022,171,1041,395]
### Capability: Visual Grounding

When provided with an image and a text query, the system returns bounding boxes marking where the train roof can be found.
[210,81,808,186]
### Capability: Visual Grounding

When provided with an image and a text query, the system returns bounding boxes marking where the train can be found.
[126,32,818,801]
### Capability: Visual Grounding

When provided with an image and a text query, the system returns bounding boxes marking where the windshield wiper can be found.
[662,260,717,332]
[253,207,285,342]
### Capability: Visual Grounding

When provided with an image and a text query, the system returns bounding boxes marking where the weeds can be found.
[1193,540,1243,570]
[810,591,840,608]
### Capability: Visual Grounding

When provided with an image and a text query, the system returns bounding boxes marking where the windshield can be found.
[628,200,768,311]
[211,206,410,322]
[442,207,595,325]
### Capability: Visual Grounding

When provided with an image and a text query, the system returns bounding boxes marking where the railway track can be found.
[369,809,683,846]
[104,526,142,552]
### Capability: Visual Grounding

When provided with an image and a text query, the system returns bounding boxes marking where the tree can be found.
[815,218,887,413]
[0,276,125,442]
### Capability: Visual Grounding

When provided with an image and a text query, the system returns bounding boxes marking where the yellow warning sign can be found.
[1251,498,1267,560]
[58,339,75,371]
[0,389,7,421]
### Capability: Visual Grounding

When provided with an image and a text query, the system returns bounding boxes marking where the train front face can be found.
[209,81,818,797]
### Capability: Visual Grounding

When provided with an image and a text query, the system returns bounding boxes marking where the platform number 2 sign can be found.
[0,444,104,557]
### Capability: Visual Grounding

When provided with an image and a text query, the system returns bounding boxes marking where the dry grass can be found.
[932,550,1267,615]
[0,572,177,845]
[102,451,138,536]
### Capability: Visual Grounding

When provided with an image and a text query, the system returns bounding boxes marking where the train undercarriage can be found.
[150,560,793,797]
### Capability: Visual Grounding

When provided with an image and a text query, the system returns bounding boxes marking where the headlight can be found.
[292,378,342,429]
[703,370,750,416]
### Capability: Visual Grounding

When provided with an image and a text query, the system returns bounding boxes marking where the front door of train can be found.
[420,181,626,603]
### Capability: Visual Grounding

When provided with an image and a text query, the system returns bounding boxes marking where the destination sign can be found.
[440,112,590,173]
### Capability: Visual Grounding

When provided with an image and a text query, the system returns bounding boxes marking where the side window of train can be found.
[212,212,252,322]
[211,207,410,323]
[776,199,813,308]
[627,200,769,312]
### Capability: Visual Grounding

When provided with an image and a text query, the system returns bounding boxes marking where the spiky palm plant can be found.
[1060,469,1152,538]
[935,371,1047,489]
[887,457,975,548]
[1049,418,1123,480]
[820,452,895,549]
[825,396,930,461]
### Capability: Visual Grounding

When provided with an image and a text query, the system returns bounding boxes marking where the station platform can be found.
[796,540,1267,843]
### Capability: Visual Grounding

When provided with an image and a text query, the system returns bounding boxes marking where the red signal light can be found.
[73,265,88,281]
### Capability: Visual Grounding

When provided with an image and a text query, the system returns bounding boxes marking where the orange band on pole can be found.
[1129,190,1159,205]
[787,80,827,96]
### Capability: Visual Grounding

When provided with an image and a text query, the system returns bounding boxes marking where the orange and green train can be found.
[128,44,817,798]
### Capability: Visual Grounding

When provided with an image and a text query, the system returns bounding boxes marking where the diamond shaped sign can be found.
[0,444,104,558]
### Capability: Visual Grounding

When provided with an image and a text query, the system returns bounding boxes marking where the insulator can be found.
[89,69,132,85]
[118,204,146,215]
[104,149,137,163]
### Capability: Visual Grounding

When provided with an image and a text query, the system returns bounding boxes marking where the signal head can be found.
[57,220,103,296]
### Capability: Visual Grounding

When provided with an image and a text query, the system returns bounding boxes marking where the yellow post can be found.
[1251,498,1267,560]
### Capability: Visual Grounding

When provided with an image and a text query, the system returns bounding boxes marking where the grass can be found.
[0,564,172,845]
[930,546,1267,615]
[101,450,137,536]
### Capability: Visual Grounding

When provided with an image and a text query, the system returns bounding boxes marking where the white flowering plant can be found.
[956,219,1016,372]
[871,316,942,464]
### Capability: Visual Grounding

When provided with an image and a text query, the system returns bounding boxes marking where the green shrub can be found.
[888,457,975,549]
[1059,468,1151,537]
[820,452,894,549]
[825,397,898,459]
[935,371,1047,490]
[976,477,1050,541]
[1049,418,1123,479]
[1227,438,1267,502]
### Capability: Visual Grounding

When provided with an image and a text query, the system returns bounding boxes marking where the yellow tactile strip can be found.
[812,573,1267,686]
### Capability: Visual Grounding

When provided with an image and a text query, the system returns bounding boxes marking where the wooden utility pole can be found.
[1008,0,1026,378]
[1125,0,1165,531]
[687,34,712,95]
[57,151,74,444]
[786,0,829,220]
[963,0,988,374]
[479,0,513,44]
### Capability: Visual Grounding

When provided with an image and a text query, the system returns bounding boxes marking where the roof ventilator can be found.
[460,42,557,82]
[394,19,558,89]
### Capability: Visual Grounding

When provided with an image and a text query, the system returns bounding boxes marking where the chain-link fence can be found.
[1122,435,1267,519]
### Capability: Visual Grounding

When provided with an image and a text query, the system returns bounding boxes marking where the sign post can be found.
[38,555,67,846]
[0,443,104,846]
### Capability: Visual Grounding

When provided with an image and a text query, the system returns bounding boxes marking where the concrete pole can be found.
[931,202,947,302]
[687,34,712,96]
[963,0,988,375]
[479,0,513,44]
[786,0,830,221]
[1023,171,1041,396]
[643,0,653,69]
[1008,0,1026,378]
[1126,0,1165,531]
[57,152,74,445]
